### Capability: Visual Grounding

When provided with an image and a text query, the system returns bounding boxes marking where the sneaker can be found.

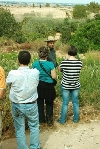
[47,119,53,126]
[46,115,53,126]
[39,119,46,124]
[57,119,65,125]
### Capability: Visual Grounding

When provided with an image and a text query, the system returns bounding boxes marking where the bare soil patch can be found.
[3,6,72,21]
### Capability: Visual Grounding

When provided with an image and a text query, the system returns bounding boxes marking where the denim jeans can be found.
[12,102,40,149]
[58,85,80,124]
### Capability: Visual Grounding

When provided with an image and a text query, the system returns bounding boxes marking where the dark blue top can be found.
[47,48,58,68]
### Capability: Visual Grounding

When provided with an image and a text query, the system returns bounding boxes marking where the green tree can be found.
[69,19,100,53]
[45,3,50,7]
[94,14,100,20]
[0,7,25,43]
[86,2,100,13]
[32,3,35,7]
[21,17,62,42]
[73,5,87,19]
[60,18,78,44]
[55,4,60,8]
[60,18,71,44]
[0,8,17,37]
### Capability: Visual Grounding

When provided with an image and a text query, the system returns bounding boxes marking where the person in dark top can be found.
[57,45,82,124]
[45,36,58,68]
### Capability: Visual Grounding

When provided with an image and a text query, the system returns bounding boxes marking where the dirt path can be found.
[2,101,100,149]
[2,120,100,149]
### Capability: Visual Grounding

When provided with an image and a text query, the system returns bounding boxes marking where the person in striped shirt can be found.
[57,45,82,124]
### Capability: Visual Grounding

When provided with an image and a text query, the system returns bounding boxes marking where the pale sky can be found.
[0,0,100,4]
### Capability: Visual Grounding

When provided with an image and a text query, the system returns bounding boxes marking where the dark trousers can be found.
[37,97,53,123]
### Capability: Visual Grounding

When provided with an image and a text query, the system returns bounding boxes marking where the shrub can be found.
[86,2,100,13]
[73,5,87,19]
[0,7,25,43]
[0,50,100,133]
[79,51,100,108]
[60,18,71,44]
[45,3,50,7]
[21,16,62,42]
[94,14,100,20]
[69,19,100,53]
[60,18,79,44]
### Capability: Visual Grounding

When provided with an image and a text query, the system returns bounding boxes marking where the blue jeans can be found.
[58,85,80,124]
[12,102,40,149]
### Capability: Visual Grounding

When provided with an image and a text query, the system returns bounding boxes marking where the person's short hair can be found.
[18,50,31,65]
[68,45,77,56]
[38,46,49,58]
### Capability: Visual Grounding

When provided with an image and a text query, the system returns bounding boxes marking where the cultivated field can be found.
[3,6,73,21]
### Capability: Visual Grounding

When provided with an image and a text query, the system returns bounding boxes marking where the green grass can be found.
[79,51,100,108]
[1,50,100,133]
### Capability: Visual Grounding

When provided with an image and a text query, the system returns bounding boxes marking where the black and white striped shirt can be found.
[60,59,82,89]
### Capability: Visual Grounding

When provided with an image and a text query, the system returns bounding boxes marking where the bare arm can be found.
[0,89,5,99]
[0,66,6,99]
[51,68,57,79]
[58,65,63,72]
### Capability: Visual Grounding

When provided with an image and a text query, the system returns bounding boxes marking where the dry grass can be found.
[2,6,73,21]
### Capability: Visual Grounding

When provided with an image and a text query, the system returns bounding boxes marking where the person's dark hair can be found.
[18,50,31,65]
[68,45,77,56]
[38,46,49,58]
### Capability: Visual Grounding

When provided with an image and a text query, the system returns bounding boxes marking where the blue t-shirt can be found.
[32,60,55,83]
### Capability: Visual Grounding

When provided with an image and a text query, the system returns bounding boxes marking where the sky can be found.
[0,0,100,4]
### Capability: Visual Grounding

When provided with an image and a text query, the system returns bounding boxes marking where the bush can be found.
[0,8,16,37]
[0,7,25,43]
[21,16,62,42]
[1,50,100,133]
[69,19,100,53]
[73,5,87,19]
[79,51,100,108]
[60,18,79,44]
[60,18,71,44]
[45,3,50,7]
[86,2,100,13]
[94,14,100,20]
